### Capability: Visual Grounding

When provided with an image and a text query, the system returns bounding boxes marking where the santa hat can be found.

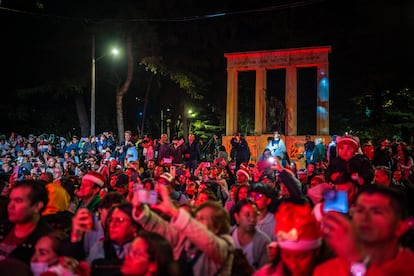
[109,159,118,168]
[336,135,360,151]
[275,202,322,250]
[239,162,248,170]
[82,171,106,187]
[159,172,174,183]
[236,168,250,180]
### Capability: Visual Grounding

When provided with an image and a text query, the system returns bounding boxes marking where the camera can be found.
[163,158,172,164]
[136,189,158,205]
[323,189,348,214]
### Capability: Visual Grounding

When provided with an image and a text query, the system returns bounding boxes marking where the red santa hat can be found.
[274,202,322,250]
[82,171,106,187]
[236,168,250,180]
[159,172,174,183]
[336,135,360,151]
[109,159,118,168]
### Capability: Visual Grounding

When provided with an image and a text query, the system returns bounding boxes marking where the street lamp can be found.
[187,108,197,133]
[90,35,119,136]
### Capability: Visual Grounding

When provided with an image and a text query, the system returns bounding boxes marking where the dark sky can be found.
[1,0,413,135]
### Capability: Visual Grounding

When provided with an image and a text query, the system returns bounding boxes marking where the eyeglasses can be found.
[250,193,265,200]
[108,217,131,225]
[126,247,149,259]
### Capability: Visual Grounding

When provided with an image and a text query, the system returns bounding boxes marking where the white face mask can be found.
[30,262,48,276]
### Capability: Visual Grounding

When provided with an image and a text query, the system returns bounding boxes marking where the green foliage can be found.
[188,119,223,139]
[140,56,204,100]
[17,81,85,98]
[347,87,414,142]
[36,1,44,10]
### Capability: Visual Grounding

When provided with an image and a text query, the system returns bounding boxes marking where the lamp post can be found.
[91,35,96,137]
[187,109,196,133]
[90,35,119,136]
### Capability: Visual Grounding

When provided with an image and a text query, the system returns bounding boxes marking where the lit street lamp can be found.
[90,35,119,136]
[187,108,196,133]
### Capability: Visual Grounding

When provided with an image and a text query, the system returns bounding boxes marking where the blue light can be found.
[319,77,329,101]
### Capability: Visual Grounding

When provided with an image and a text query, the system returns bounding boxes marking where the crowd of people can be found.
[0,129,414,276]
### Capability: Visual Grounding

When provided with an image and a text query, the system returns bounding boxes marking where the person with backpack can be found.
[132,184,234,276]
[231,198,271,272]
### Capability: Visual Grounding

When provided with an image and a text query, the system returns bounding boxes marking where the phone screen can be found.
[137,189,158,205]
[170,166,176,178]
[323,190,348,214]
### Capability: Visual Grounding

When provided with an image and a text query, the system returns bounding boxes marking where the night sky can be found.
[1,0,413,136]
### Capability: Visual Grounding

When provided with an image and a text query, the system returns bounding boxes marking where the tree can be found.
[115,36,134,144]
[17,82,89,136]
[347,87,414,143]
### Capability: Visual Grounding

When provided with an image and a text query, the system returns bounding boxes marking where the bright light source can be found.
[188,109,193,114]
[111,48,119,55]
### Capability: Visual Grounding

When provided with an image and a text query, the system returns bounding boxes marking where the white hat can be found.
[336,135,359,150]
[159,172,174,183]
[236,168,250,180]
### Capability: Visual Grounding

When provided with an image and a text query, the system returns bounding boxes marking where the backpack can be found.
[217,236,255,276]
[177,247,202,276]
[230,248,255,276]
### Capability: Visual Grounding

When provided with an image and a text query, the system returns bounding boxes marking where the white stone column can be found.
[285,66,297,135]
[226,68,238,135]
[255,68,267,135]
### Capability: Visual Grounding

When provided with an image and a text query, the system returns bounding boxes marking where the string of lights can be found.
[0,0,326,23]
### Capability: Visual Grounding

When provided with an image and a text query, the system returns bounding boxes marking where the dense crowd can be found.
[0,130,414,276]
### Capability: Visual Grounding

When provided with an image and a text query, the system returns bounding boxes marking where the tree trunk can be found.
[141,74,153,136]
[75,94,90,137]
[116,36,134,144]
[183,110,189,139]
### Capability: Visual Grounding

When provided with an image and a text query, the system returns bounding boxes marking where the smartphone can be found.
[137,189,158,204]
[323,190,348,214]
[147,190,158,205]
[170,166,176,178]
[163,158,172,164]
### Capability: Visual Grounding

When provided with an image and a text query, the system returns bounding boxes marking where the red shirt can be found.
[313,247,414,276]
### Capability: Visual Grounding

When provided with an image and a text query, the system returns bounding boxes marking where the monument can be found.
[223,46,332,165]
